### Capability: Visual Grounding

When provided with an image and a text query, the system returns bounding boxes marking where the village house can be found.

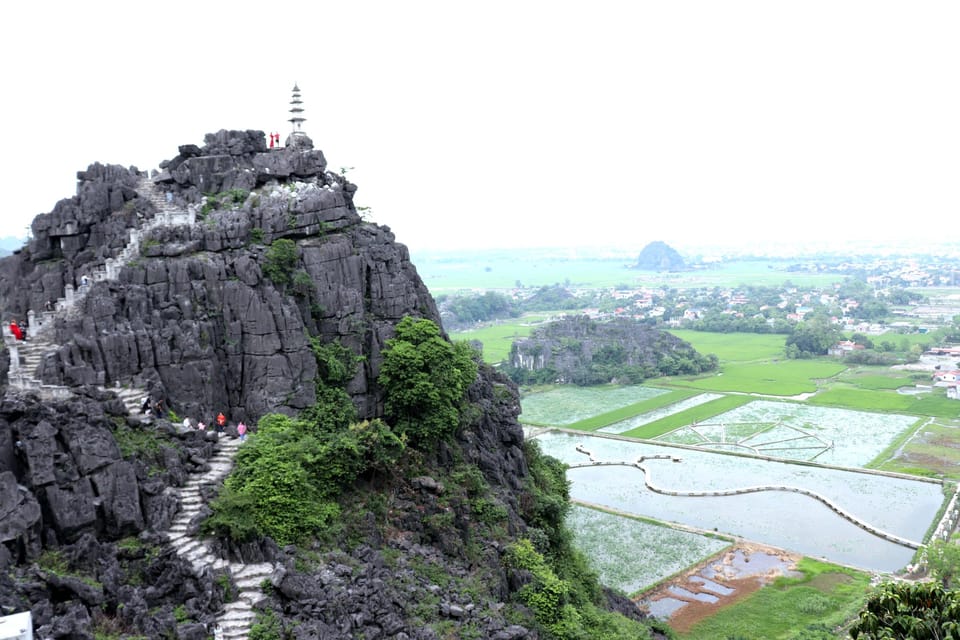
[828,340,866,357]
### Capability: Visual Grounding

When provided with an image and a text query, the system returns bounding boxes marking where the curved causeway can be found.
[571,445,921,550]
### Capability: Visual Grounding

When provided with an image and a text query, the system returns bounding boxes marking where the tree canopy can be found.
[378,316,478,446]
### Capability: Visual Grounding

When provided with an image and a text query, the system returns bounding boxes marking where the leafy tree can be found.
[439,291,518,327]
[785,319,842,358]
[206,338,405,544]
[378,316,478,447]
[850,581,960,639]
[926,537,960,588]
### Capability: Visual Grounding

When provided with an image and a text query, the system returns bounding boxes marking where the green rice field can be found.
[519,385,669,426]
[668,360,846,396]
[667,330,787,363]
[568,504,732,596]
[450,313,553,363]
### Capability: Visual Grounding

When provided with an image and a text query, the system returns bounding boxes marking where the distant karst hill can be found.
[505,314,717,385]
[634,240,685,271]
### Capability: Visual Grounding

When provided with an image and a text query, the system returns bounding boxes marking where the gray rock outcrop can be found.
[0,129,437,424]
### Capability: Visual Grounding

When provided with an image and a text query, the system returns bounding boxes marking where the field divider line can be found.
[546,425,944,485]
[571,445,922,550]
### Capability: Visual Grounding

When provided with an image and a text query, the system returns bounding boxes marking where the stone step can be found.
[223,601,254,614]
[220,619,255,632]
[235,576,267,590]
[232,563,274,578]
[186,547,213,564]
[171,511,201,524]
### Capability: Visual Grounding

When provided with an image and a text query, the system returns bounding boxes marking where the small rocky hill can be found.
[634,240,685,271]
[506,315,717,385]
[0,131,666,639]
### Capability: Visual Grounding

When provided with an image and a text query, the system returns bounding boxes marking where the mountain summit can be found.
[0,130,664,639]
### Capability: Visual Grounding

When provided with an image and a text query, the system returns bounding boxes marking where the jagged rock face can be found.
[0,391,215,561]
[0,392,228,637]
[0,129,439,423]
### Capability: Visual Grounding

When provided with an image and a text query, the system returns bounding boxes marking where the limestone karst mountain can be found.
[0,130,666,639]
[634,240,686,272]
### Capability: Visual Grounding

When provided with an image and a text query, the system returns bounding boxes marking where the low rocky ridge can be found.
[506,314,717,385]
[0,130,666,639]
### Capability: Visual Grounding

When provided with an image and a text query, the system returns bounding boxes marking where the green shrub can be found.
[225,188,249,204]
[248,610,283,640]
[250,227,265,243]
[504,539,650,639]
[292,269,315,297]
[378,316,478,447]
[206,339,404,546]
[263,238,298,288]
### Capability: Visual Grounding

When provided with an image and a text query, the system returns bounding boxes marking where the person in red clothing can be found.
[9,320,23,341]
[216,412,227,435]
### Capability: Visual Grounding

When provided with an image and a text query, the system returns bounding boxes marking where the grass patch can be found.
[667,360,846,396]
[847,373,913,390]
[622,395,754,439]
[520,385,670,427]
[679,557,871,640]
[566,389,699,431]
[874,421,960,480]
[667,330,787,363]
[112,424,164,458]
[450,313,553,363]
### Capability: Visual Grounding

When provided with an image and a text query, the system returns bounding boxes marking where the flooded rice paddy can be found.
[654,400,919,467]
[534,431,945,572]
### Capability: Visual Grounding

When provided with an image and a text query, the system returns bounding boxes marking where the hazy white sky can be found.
[2,1,957,253]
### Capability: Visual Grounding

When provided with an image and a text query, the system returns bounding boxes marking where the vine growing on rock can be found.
[262,238,299,288]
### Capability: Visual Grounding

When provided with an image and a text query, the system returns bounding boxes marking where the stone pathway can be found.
[4,177,269,638]
[164,434,273,640]
[4,177,193,403]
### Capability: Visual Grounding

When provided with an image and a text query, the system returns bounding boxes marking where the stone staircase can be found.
[164,435,274,640]
[5,177,271,638]
[4,177,195,403]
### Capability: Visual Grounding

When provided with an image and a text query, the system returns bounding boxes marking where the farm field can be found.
[875,419,960,480]
[518,384,669,426]
[809,384,960,419]
[533,430,945,572]
[413,251,840,294]
[567,505,731,596]
[598,393,723,435]
[618,395,756,439]
[449,312,553,363]
[667,360,847,396]
[675,557,871,639]
[654,400,921,468]
[667,330,787,363]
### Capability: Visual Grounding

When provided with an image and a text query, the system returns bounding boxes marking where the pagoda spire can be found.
[288,83,306,135]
